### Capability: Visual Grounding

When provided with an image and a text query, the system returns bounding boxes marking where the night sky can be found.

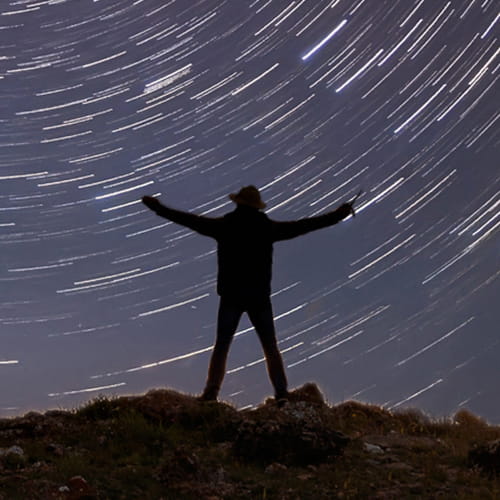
[1,1,498,423]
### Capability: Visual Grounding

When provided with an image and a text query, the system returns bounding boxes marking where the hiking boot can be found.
[196,389,218,402]
[275,391,290,408]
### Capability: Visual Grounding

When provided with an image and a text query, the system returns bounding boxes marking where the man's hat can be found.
[229,185,266,209]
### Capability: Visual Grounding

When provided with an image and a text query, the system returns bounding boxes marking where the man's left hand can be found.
[337,202,355,219]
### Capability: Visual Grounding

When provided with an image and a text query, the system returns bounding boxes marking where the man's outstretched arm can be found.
[271,202,354,241]
[142,196,221,238]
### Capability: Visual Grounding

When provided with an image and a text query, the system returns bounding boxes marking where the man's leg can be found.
[200,297,243,400]
[247,298,288,399]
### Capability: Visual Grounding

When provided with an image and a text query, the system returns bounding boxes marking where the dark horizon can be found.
[1,1,498,423]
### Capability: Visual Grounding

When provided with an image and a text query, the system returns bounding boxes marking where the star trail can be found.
[0,0,498,422]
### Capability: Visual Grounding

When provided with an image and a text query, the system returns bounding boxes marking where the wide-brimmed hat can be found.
[229,185,266,209]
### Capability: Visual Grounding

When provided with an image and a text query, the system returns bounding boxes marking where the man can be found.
[142,186,355,403]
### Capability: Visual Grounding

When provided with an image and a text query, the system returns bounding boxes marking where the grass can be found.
[0,384,498,499]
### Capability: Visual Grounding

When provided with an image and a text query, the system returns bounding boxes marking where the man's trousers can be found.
[202,296,288,399]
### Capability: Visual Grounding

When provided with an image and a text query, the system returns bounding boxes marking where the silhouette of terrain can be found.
[0,383,498,499]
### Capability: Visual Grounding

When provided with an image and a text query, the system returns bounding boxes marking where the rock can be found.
[468,438,500,476]
[46,442,65,457]
[265,462,287,474]
[0,445,24,456]
[23,411,43,419]
[0,446,26,469]
[364,442,384,454]
[68,475,88,488]
[363,434,441,452]
[297,473,315,480]
[67,475,96,498]
[291,383,326,405]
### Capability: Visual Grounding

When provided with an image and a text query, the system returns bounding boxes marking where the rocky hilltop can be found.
[0,383,498,499]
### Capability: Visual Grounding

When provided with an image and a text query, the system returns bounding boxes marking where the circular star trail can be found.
[0,0,498,422]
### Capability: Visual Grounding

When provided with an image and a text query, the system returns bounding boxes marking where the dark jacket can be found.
[151,203,349,301]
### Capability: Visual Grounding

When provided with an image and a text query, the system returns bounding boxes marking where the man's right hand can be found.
[142,195,162,211]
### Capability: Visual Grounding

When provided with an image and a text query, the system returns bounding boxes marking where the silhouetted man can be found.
[142,186,355,402]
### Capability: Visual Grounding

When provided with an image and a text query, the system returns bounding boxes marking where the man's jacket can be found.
[151,203,347,301]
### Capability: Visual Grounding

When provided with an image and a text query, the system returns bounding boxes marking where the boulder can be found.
[233,415,349,465]
[468,438,500,476]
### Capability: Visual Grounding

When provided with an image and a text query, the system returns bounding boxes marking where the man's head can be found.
[229,185,266,210]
